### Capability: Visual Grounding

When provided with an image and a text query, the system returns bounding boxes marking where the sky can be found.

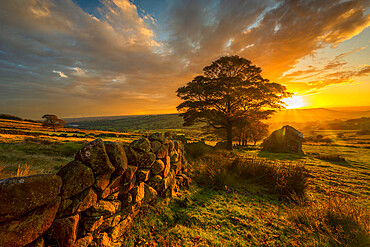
[0,0,369,119]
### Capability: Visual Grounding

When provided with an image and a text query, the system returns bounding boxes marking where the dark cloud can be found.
[0,0,369,118]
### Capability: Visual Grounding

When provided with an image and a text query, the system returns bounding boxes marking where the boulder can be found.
[142,184,157,204]
[96,213,123,232]
[24,237,44,247]
[0,196,60,247]
[148,175,162,189]
[148,133,166,143]
[63,187,97,216]
[151,159,165,175]
[123,146,137,166]
[104,142,128,176]
[75,139,115,175]
[136,151,156,168]
[123,165,137,183]
[120,174,136,195]
[101,175,123,199]
[130,182,145,203]
[150,141,168,159]
[95,173,111,192]
[168,140,174,151]
[137,169,150,182]
[109,215,133,242]
[49,214,79,247]
[171,161,182,175]
[170,150,179,163]
[158,171,176,196]
[163,156,171,178]
[120,193,132,207]
[86,200,121,217]
[58,160,95,199]
[262,125,304,154]
[95,232,112,247]
[82,216,104,233]
[156,143,168,159]
[174,140,181,152]
[74,233,93,247]
[130,138,151,152]
[0,174,62,222]
[106,191,120,200]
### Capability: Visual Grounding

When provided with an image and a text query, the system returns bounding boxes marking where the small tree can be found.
[248,121,269,145]
[177,55,291,150]
[42,114,65,131]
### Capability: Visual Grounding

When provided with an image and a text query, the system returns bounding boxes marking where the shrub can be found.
[185,140,214,160]
[195,154,310,201]
[287,196,370,246]
[231,157,309,200]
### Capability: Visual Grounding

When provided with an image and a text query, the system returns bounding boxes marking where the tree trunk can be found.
[226,122,233,150]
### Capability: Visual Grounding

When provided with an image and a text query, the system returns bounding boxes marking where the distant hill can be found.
[269,107,370,123]
[65,113,187,131]
[63,106,370,132]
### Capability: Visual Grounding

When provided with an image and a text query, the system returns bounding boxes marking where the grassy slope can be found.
[0,116,369,246]
[125,146,369,246]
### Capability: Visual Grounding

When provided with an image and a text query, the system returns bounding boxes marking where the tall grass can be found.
[0,163,38,180]
[287,195,370,246]
[196,153,310,201]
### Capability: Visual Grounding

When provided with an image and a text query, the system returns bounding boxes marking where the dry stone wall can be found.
[0,133,191,247]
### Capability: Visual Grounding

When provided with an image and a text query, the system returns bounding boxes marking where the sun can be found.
[283,95,306,109]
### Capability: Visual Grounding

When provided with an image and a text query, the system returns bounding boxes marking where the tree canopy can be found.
[177,55,291,150]
[42,114,65,131]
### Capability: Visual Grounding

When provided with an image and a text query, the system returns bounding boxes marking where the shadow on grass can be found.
[257,150,305,161]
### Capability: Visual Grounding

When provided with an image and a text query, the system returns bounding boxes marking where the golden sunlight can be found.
[283,95,306,109]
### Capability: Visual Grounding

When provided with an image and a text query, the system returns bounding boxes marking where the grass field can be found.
[0,117,369,246]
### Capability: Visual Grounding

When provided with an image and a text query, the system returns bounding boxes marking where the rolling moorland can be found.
[0,111,369,246]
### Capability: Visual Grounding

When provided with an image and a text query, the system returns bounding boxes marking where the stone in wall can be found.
[123,146,137,166]
[74,233,93,247]
[57,160,95,199]
[61,187,97,216]
[130,138,151,152]
[137,169,150,182]
[75,139,116,176]
[142,183,157,204]
[48,213,79,247]
[130,182,145,203]
[104,142,128,176]
[0,174,62,222]
[148,133,166,143]
[151,159,165,175]
[101,175,123,199]
[0,196,61,247]
[136,151,156,168]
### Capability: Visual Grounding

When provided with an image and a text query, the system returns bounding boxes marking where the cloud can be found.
[281,45,369,92]
[229,0,370,79]
[0,0,369,118]
[53,70,68,78]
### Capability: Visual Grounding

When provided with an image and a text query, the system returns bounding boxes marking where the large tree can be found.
[177,55,291,150]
